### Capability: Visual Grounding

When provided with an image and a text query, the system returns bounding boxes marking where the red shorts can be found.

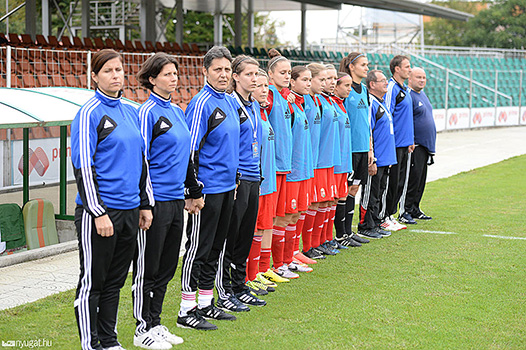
[275,173,288,217]
[335,173,348,199]
[327,167,337,199]
[257,192,276,230]
[313,168,331,202]
[298,179,312,212]
[285,181,301,214]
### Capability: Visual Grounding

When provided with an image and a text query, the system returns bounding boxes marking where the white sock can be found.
[179,291,196,317]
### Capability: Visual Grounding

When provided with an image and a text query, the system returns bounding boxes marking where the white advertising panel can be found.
[470,108,495,128]
[446,108,470,130]
[11,137,73,186]
[521,107,526,125]
[495,107,520,126]
[432,109,446,132]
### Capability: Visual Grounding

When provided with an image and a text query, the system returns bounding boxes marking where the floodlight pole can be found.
[494,70,498,126]
[469,68,473,128]
[519,70,523,112]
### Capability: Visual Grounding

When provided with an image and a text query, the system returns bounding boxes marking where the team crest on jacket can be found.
[320,188,326,198]
[291,199,297,210]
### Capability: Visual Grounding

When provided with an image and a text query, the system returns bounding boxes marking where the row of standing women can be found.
[71,46,384,350]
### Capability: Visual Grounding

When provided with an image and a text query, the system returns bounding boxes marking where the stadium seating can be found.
[1,32,524,110]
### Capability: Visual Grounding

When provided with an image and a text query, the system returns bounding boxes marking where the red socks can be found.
[271,226,285,267]
[259,248,271,273]
[323,205,336,242]
[246,235,262,282]
[311,207,327,248]
[283,224,296,265]
[294,213,305,255]
[302,209,316,253]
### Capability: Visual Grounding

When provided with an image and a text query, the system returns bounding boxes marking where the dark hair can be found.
[390,55,409,75]
[267,48,289,72]
[291,65,308,81]
[91,49,122,88]
[137,52,179,91]
[203,46,232,70]
[366,70,383,89]
[228,54,259,93]
[336,72,350,85]
[339,52,366,78]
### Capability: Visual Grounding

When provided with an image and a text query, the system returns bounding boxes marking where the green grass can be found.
[2,155,526,349]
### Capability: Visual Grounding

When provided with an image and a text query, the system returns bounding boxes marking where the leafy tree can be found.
[423,0,484,46]
[463,0,526,49]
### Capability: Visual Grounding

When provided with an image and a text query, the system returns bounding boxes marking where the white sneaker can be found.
[151,325,183,346]
[134,329,172,350]
[390,216,407,230]
[288,261,313,273]
[103,346,127,350]
[380,217,398,231]
[277,265,299,279]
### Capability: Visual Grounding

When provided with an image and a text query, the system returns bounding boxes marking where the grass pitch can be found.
[1,155,526,349]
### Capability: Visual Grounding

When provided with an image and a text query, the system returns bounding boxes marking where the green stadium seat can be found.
[22,198,59,250]
[0,203,27,255]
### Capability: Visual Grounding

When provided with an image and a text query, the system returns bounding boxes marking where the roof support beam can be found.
[300,3,306,52]
[176,0,184,45]
[214,0,223,46]
[25,0,36,40]
[247,0,254,48]
[81,0,90,38]
[42,0,51,37]
[234,0,242,48]
[141,0,156,43]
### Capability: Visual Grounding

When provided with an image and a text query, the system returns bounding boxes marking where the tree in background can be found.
[463,0,526,49]
[423,0,484,47]
[163,9,286,48]
[425,0,526,49]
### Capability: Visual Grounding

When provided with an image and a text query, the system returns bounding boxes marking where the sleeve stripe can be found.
[139,100,156,206]
[79,98,105,216]
[384,80,395,113]
[189,91,212,154]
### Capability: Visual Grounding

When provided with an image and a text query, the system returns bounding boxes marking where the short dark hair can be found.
[366,70,383,89]
[390,55,409,75]
[91,49,122,88]
[137,52,179,91]
[203,46,232,70]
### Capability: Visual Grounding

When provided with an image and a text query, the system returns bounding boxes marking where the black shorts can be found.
[349,152,369,186]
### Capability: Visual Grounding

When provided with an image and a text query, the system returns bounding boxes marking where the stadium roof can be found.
[147,0,473,21]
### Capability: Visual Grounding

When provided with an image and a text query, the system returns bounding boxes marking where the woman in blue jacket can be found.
[132,52,200,349]
[71,49,154,350]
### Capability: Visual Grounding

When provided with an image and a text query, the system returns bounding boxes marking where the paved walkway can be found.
[1,126,526,311]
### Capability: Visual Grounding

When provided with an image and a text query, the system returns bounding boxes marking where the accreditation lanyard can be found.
[369,95,394,135]
[234,92,258,141]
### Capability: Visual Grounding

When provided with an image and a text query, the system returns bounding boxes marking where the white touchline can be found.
[411,229,458,235]
[483,234,526,240]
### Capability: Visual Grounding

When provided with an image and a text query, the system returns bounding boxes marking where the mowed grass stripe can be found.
[1,155,526,349]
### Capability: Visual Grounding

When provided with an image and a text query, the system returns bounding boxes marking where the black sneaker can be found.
[356,229,382,239]
[399,212,417,224]
[303,247,326,260]
[349,232,370,244]
[316,243,337,256]
[198,300,237,321]
[415,211,432,220]
[235,290,267,307]
[374,226,391,237]
[336,235,361,247]
[217,294,250,312]
[329,239,349,250]
[177,307,218,330]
